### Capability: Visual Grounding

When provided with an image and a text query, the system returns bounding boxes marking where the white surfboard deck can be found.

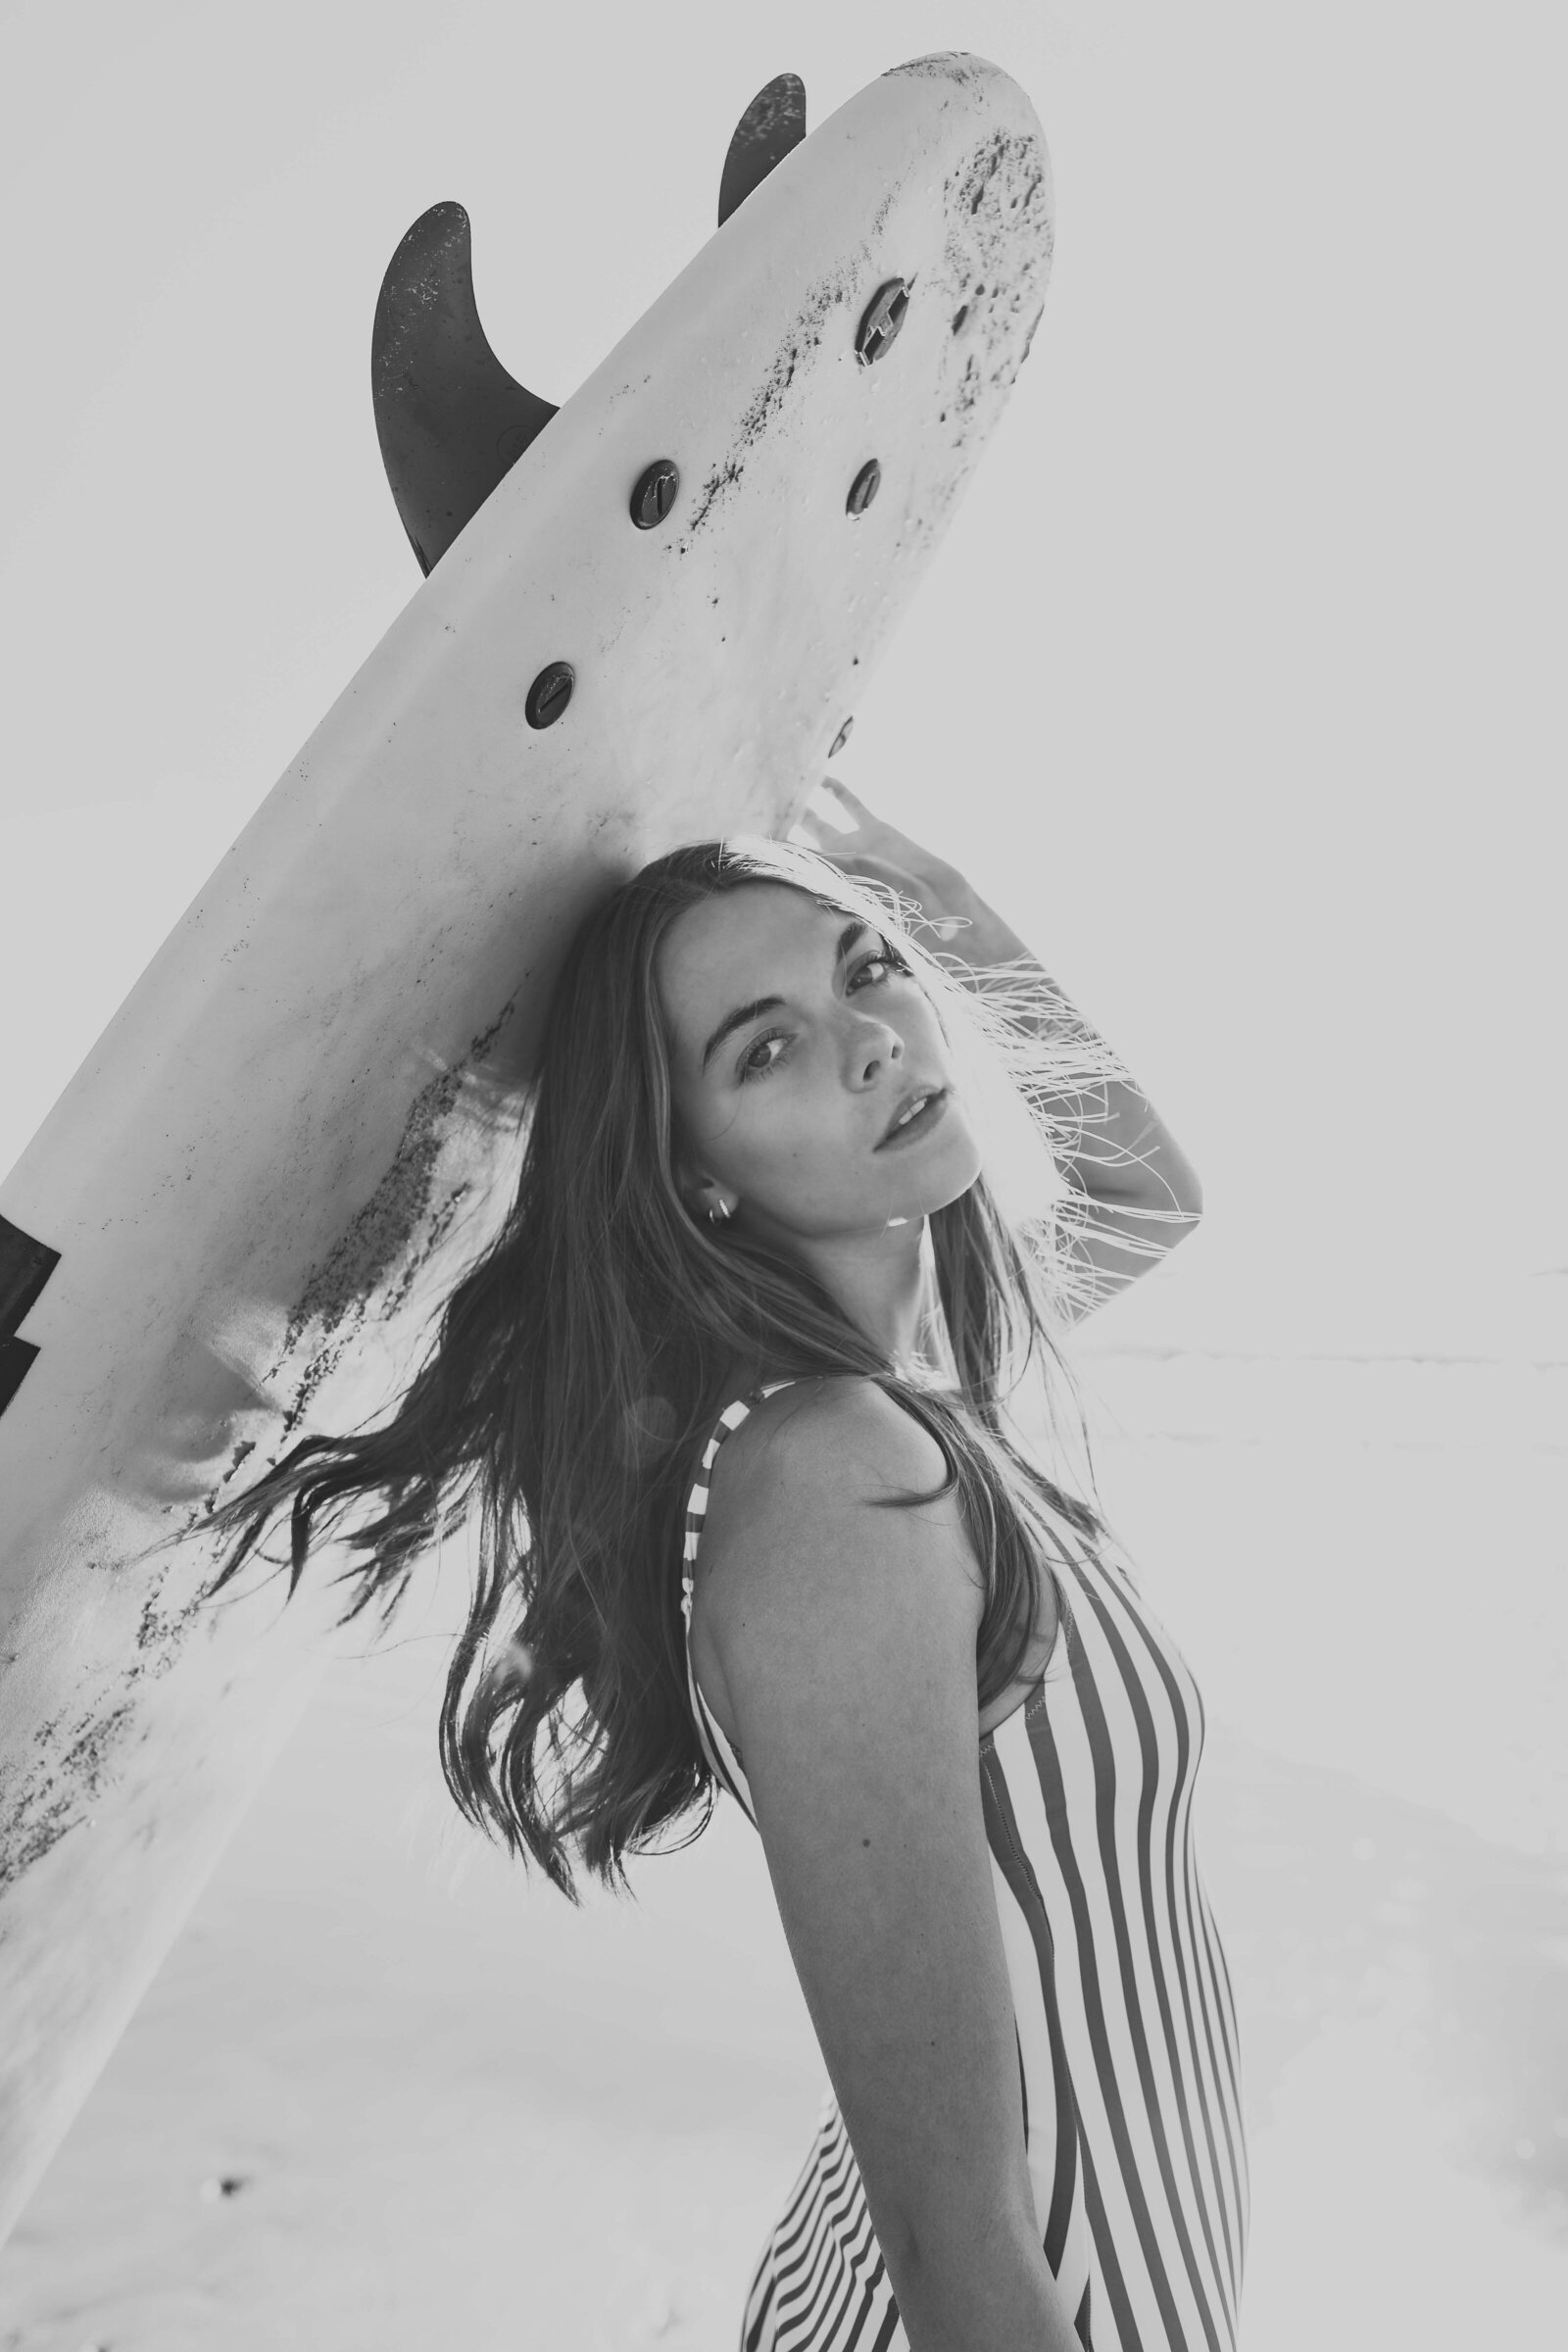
[0,52,1053,2236]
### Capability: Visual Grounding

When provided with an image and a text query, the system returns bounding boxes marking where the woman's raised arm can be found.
[697,1376,1083,2352]
[793,777,1203,1318]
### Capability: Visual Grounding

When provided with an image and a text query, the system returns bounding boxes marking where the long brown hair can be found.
[201,834,1124,1903]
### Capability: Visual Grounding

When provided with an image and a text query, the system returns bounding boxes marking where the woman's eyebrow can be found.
[699,919,871,1071]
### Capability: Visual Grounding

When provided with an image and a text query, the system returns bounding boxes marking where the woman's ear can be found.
[671,1129,738,1222]
[683,1172,737,1224]
[671,1152,703,1211]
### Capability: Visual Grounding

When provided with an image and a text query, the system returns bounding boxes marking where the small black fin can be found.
[370,202,559,576]
[717,74,807,227]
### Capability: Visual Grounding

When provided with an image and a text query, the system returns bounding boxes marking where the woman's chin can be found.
[871,1163,985,1235]
[914,1131,986,1212]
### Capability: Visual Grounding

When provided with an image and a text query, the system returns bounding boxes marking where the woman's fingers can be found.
[805,775,863,834]
[798,778,975,937]
[841,798,967,896]
[814,773,874,817]
[810,777,928,865]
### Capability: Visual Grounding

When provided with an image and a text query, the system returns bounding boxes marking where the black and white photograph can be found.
[0,4,1562,2347]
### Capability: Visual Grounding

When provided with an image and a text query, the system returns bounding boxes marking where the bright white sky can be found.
[1,0,1561,1334]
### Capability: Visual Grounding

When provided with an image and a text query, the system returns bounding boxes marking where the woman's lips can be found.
[874,1088,950,1151]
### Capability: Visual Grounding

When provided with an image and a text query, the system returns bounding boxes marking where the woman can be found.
[204,777,1246,2352]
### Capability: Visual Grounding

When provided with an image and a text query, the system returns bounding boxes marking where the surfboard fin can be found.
[371,201,559,576]
[718,74,807,226]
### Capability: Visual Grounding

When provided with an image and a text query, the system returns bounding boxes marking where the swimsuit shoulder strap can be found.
[680,1378,803,1628]
[678,1380,805,1814]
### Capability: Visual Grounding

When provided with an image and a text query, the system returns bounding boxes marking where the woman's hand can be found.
[792,776,1032,967]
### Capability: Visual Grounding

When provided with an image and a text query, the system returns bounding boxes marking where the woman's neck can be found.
[722,1224,957,1396]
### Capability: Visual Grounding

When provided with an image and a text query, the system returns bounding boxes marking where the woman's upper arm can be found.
[702,1379,1039,2273]
[1052,1087,1204,1321]
[1056,1191,1203,1321]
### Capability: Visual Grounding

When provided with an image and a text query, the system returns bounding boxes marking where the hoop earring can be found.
[707,1199,732,1225]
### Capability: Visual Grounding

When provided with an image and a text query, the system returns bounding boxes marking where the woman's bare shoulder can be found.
[696,1374,979,1680]
[705,1373,953,1541]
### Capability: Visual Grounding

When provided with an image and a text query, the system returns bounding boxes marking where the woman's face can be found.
[657,882,983,1245]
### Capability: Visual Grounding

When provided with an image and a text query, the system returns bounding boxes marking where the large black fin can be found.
[370,202,558,576]
[717,74,807,226]
[371,81,806,572]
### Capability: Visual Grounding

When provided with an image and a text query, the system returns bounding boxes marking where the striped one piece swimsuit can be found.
[680,1382,1249,2352]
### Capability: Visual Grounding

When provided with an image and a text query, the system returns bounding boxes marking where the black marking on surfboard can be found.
[264,994,518,1447]
[717,74,807,228]
[882,53,988,88]
[940,135,1053,436]
[0,1339,39,1417]
[371,202,559,576]
[0,1215,57,1332]
[683,292,839,538]
[0,1214,59,1416]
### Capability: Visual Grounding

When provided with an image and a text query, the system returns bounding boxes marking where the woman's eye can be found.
[851,946,910,988]
[740,1032,787,1081]
[736,946,910,1082]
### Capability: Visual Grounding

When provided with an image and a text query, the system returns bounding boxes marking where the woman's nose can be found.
[846,1014,902,1081]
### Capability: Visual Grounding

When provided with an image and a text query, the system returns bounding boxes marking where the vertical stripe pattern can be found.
[681,1386,1248,2351]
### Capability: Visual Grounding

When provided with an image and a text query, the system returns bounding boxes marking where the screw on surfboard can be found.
[855,278,912,365]
[371,75,808,575]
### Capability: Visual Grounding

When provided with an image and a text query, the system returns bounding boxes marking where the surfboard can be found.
[0,52,1054,2238]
